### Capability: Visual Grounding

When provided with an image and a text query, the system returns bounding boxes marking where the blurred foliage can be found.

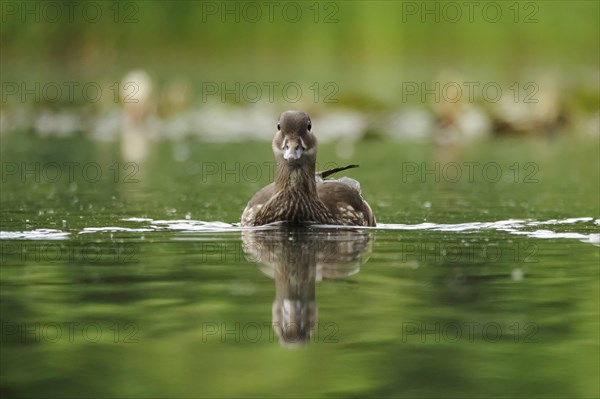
[1,1,598,99]
[0,1,598,139]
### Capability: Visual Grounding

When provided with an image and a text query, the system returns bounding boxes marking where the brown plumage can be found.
[241,111,376,227]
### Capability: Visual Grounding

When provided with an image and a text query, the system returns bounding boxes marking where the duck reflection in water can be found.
[242,227,373,347]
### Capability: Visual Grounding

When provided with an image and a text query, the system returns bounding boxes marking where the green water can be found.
[1,135,599,398]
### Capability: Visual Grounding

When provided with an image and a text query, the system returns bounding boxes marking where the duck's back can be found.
[317,178,376,226]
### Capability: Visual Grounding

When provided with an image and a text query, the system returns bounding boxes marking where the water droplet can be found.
[511,268,524,281]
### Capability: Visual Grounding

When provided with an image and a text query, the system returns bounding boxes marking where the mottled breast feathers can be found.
[241,173,375,227]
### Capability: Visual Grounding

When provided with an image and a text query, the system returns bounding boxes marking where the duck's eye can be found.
[277,123,281,131]
[307,123,312,131]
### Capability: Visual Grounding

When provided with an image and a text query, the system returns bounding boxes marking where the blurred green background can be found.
[2,1,598,80]
[1,0,598,123]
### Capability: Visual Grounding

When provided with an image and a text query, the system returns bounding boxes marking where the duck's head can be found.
[272,111,317,168]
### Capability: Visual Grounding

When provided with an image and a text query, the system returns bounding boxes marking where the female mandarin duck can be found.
[241,111,376,227]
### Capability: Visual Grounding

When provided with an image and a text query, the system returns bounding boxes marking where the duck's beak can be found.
[282,298,304,328]
[283,141,303,163]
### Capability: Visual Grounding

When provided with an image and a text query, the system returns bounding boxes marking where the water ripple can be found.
[1,217,597,246]
[0,229,71,240]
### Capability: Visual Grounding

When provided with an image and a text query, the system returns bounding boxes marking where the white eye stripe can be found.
[281,137,308,150]
[299,137,307,150]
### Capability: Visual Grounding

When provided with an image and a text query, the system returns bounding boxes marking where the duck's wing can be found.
[317,178,376,226]
[241,182,275,226]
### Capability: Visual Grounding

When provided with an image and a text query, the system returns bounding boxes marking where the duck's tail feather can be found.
[317,164,359,179]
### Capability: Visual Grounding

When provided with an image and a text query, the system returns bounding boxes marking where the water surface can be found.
[1,135,598,398]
